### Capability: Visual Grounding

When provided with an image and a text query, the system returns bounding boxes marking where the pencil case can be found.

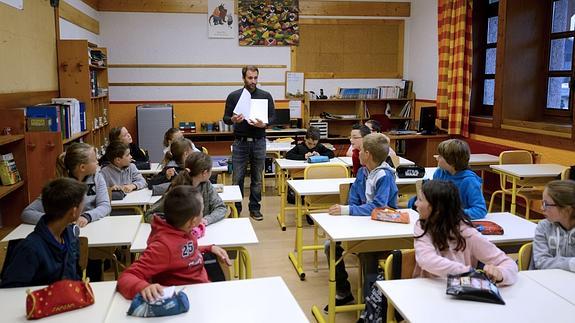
[307,155,329,163]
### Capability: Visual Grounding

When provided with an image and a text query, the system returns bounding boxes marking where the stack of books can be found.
[0,153,21,185]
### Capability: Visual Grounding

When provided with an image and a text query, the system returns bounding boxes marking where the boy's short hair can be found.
[105,141,130,162]
[163,185,203,228]
[362,133,390,165]
[42,178,87,223]
[306,126,321,141]
[437,139,470,171]
[352,124,371,137]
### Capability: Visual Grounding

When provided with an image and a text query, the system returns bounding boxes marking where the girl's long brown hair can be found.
[414,180,474,251]
[56,142,94,178]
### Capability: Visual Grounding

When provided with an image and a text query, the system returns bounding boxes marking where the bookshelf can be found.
[302,94,416,140]
[57,40,110,158]
[0,132,27,227]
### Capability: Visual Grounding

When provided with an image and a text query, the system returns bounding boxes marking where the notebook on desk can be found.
[388,130,418,135]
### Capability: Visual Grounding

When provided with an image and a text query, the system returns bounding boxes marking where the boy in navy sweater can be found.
[1,178,87,288]
[285,126,334,160]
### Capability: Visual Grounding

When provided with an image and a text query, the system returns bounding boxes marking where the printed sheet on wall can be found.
[208,0,235,38]
[238,0,299,46]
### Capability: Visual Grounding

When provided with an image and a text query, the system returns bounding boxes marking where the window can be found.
[471,0,499,117]
[546,0,575,116]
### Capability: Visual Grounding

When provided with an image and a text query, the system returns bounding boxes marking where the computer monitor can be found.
[273,109,291,127]
[418,106,437,135]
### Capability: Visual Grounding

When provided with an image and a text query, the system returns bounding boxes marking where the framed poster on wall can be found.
[285,72,304,99]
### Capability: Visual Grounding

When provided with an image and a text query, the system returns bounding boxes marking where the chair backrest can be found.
[339,183,351,204]
[78,236,89,279]
[304,163,349,179]
[390,155,400,169]
[202,146,209,154]
[518,242,532,271]
[498,150,534,189]
[384,249,416,281]
[561,167,571,180]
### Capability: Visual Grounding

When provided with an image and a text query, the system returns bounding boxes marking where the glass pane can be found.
[483,79,495,105]
[552,0,575,33]
[546,77,571,110]
[549,37,573,71]
[489,0,498,4]
[487,17,498,44]
[485,48,496,74]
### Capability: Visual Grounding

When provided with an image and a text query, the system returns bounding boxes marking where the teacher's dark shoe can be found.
[249,211,263,221]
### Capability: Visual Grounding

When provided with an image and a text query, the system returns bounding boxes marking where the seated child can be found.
[21,142,110,227]
[1,178,87,288]
[117,186,232,301]
[108,126,150,170]
[325,133,398,308]
[101,141,147,193]
[532,179,575,271]
[409,139,487,220]
[162,127,184,155]
[145,152,227,226]
[285,126,334,160]
[148,137,194,195]
[348,124,371,176]
[413,180,517,285]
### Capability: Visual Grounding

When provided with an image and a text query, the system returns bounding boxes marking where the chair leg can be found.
[501,192,506,212]
[488,191,501,213]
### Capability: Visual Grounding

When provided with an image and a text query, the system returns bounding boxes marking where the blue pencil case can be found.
[307,155,329,163]
[127,290,189,317]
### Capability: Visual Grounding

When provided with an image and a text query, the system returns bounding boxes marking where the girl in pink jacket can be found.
[413,180,517,285]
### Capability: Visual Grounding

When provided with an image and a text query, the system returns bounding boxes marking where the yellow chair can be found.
[561,167,571,180]
[390,155,400,169]
[380,249,416,323]
[201,146,209,154]
[488,150,543,221]
[339,182,351,205]
[79,237,89,279]
[518,242,533,271]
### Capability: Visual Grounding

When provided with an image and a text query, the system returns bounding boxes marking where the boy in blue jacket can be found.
[1,178,87,288]
[324,133,398,311]
[408,139,487,220]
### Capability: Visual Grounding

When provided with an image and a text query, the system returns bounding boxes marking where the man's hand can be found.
[231,113,245,124]
[248,118,266,128]
[328,204,342,215]
[140,284,164,302]
[211,246,232,266]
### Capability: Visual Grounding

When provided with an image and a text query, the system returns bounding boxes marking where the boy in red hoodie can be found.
[117,185,231,301]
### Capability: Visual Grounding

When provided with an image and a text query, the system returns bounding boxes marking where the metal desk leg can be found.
[288,191,305,280]
[227,203,238,218]
[276,167,287,231]
[510,177,517,215]
[311,239,336,323]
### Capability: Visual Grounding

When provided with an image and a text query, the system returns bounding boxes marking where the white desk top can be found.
[2,215,142,248]
[490,163,567,178]
[311,211,534,245]
[275,157,347,170]
[376,276,575,323]
[138,163,163,175]
[1,281,117,323]
[105,277,308,323]
[217,185,243,202]
[521,269,575,306]
[337,156,415,167]
[130,218,259,253]
[287,178,356,196]
[469,153,499,166]
[111,189,153,207]
[267,142,294,152]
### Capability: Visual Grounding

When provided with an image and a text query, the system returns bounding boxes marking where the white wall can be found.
[58,0,101,44]
[405,0,438,100]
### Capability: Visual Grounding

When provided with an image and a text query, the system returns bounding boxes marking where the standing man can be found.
[223,65,275,221]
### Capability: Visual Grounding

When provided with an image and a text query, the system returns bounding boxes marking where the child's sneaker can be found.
[323,293,354,314]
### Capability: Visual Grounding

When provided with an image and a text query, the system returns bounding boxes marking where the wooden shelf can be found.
[0,181,24,199]
[89,64,107,70]
[63,130,90,144]
[0,135,24,146]
[311,118,362,122]
[309,98,410,102]
[93,123,109,131]
[91,94,108,99]
[388,116,411,120]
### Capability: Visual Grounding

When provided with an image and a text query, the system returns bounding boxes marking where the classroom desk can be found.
[286,177,356,280]
[105,277,308,323]
[130,218,258,279]
[376,274,575,323]
[138,162,162,176]
[310,211,536,323]
[336,156,415,167]
[274,157,348,231]
[211,155,230,185]
[386,133,449,167]
[521,269,575,306]
[489,163,567,215]
[1,281,117,323]
[111,189,153,215]
[2,215,142,248]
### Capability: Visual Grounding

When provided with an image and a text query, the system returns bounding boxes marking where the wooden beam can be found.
[97,0,410,17]
[0,91,60,110]
[109,82,285,86]
[59,1,100,34]
[80,0,99,11]
[108,64,287,69]
[300,1,410,17]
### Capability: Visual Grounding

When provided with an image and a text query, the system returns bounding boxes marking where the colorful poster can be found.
[208,0,234,39]
[238,0,299,46]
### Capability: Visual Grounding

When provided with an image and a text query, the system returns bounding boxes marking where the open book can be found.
[233,88,269,123]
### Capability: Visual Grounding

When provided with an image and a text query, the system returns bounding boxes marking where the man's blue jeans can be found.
[232,137,266,213]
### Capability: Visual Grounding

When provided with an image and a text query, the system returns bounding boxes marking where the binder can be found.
[25,105,61,132]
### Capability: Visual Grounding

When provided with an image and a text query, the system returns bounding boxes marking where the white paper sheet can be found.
[289,100,302,118]
[233,88,252,117]
[249,99,269,124]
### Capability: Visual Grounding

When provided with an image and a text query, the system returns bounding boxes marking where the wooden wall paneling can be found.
[108,64,287,68]
[81,0,99,10]
[108,82,285,87]
[59,0,100,34]
[0,91,60,111]
[470,124,575,152]
[25,132,63,201]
